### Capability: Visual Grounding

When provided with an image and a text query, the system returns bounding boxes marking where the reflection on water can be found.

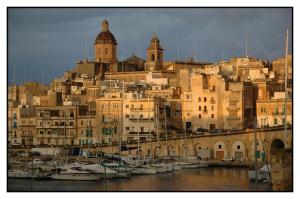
[7,167,272,191]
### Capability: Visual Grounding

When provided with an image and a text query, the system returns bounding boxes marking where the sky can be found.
[7,8,292,85]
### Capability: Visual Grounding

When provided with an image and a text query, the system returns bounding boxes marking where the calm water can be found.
[7,167,272,191]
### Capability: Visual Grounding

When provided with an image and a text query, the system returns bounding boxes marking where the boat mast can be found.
[147,94,152,164]
[109,69,113,154]
[137,88,140,161]
[87,104,91,158]
[64,107,67,166]
[164,106,169,156]
[284,29,289,139]
[254,117,258,191]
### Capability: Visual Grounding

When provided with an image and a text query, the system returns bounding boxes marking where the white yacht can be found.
[50,164,104,181]
[131,165,157,175]
[248,164,271,182]
[8,169,31,178]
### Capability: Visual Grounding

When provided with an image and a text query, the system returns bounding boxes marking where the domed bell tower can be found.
[94,19,118,72]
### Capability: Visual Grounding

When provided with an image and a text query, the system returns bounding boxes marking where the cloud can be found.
[7,8,292,85]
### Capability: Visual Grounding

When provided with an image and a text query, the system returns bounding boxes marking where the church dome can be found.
[94,19,117,45]
[94,31,117,45]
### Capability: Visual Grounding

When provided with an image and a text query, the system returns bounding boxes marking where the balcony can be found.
[129,108,151,112]
[272,112,284,116]
[226,116,241,120]
[210,99,216,104]
[128,118,154,122]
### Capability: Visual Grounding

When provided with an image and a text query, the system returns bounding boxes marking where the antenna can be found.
[177,44,180,62]
[222,52,225,61]
[211,42,214,63]
[246,31,248,57]
[13,64,16,86]
[284,28,289,139]
[193,44,197,62]
[84,32,88,60]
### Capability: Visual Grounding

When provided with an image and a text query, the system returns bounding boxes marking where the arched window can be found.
[274,118,278,125]
[151,54,155,61]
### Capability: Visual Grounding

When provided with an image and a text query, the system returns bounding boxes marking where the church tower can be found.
[145,33,164,71]
[94,19,118,71]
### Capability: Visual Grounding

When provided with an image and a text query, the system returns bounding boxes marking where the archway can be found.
[271,139,285,152]
[231,140,246,161]
[213,141,226,160]
[181,144,189,160]
[167,145,176,157]
[194,142,211,160]
[153,145,162,159]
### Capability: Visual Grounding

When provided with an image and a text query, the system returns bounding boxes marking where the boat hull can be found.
[50,173,103,181]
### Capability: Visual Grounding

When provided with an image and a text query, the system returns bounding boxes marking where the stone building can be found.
[96,91,123,145]
[183,74,255,131]
[272,54,292,81]
[35,106,78,146]
[122,92,156,143]
[256,92,292,128]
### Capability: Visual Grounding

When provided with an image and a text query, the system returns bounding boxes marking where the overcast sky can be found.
[8,8,292,85]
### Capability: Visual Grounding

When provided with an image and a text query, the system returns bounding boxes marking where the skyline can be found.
[8,8,292,85]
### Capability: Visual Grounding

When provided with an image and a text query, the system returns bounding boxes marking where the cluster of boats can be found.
[8,156,209,181]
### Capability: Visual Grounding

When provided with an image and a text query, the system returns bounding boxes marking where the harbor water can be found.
[7,167,272,191]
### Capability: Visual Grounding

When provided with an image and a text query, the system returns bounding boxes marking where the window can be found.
[140,114,143,118]
[151,54,155,61]
[218,145,222,149]
[211,114,214,118]
[274,118,278,125]
[70,112,74,117]
[126,127,130,131]
[204,97,207,102]
[126,104,129,108]
[141,127,144,132]
[261,108,264,113]
[204,106,207,112]
[47,131,51,134]
[39,131,43,135]
[198,114,201,118]
[211,105,214,111]
[186,95,190,99]
[237,145,240,149]
[198,106,201,111]
[198,97,201,102]
[131,105,134,109]
[105,48,108,55]
[282,118,285,125]
[140,104,143,110]
[126,114,129,118]
[81,120,83,126]
[212,86,216,91]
